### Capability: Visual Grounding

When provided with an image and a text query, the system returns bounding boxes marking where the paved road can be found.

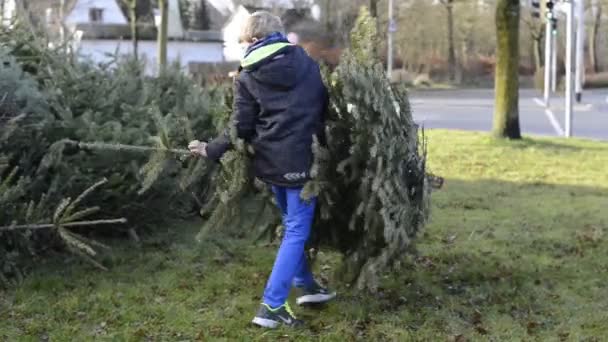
[410,88,608,141]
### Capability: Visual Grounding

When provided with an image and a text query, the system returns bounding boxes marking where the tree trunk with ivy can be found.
[589,2,602,73]
[493,0,521,139]
[446,1,456,82]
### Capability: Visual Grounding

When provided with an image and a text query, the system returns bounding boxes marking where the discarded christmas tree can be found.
[202,8,432,291]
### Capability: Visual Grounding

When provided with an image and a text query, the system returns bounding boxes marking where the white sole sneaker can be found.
[296,292,337,305]
[252,317,280,329]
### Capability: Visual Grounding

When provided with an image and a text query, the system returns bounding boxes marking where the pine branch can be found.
[0,218,127,231]
[61,206,101,224]
[62,139,191,155]
[63,178,108,219]
[53,197,71,223]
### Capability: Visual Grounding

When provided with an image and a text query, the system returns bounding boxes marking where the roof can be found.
[206,0,235,16]
[204,0,232,31]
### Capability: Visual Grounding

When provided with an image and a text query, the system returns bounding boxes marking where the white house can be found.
[62,0,224,75]
[65,0,128,25]
[75,34,224,75]
[1,0,17,27]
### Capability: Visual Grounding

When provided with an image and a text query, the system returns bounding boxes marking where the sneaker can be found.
[296,281,337,305]
[251,302,303,329]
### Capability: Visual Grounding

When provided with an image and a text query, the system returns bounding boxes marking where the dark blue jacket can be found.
[206,43,328,187]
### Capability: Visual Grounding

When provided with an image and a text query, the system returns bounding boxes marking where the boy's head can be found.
[239,11,285,45]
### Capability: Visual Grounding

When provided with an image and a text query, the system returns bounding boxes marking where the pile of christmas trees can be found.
[1,10,432,289]
[0,23,226,282]
[204,9,431,291]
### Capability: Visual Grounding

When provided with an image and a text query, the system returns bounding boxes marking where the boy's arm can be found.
[206,77,259,161]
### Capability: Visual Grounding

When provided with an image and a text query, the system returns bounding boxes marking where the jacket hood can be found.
[241,44,312,90]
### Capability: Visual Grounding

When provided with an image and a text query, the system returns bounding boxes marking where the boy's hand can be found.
[188,140,208,157]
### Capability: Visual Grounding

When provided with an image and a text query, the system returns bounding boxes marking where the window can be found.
[89,8,104,23]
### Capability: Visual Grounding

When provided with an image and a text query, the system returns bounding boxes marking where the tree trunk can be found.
[15,0,35,28]
[589,3,602,73]
[325,0,333,44]
[533,35,542,71]
[446,1,456,82]
[129,0,138,60]
[157,0,168,71]
[493,0,521,139]
[369,0,378,33]
[196,0,210,30]
[370,0,378,18]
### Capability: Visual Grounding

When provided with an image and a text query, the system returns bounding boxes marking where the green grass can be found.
[2,130,608,341]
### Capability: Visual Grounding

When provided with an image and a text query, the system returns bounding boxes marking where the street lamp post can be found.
[387,0,394,79]
[574,0,585,103]
[565,0,574,137]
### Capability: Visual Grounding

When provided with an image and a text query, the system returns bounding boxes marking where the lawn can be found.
[1,130,607,341]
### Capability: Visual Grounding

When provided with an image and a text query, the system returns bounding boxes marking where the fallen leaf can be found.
[447,334,467,342]
[472,310,482,325]
[474,325,488,335]
[527,321,539,334]
[442,234,457,244]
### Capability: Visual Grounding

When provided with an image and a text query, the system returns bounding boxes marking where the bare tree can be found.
[314,0,368,45]
[589,0,603,73]
[522,10,544,72]
[190,0,210,30]
[439,0,458,82]
[157,0,168,70]
[369,0,378,18]
[122,0,139,60]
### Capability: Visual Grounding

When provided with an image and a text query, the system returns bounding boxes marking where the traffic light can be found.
[545,1,555,20]
[551,17,558,35]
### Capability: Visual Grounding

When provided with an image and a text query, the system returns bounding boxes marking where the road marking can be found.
[533,97,546,107]
[413,114,442,121]
[534,97,565,136]
[544,108,565,136]
[575,104,593,111]
[534,97,593,111]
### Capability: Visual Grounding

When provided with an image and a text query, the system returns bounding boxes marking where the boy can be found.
[188,11,336,329]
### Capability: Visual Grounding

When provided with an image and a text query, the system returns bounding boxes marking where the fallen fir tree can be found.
[0,168,127,285]
[200,8,436,291]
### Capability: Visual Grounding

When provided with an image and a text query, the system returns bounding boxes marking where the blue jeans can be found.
[263,186,316,308]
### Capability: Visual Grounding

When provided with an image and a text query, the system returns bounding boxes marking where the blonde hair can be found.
[239,11,285,43]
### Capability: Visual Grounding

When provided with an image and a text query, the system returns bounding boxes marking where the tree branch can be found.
[62,139,190,155]
[0,218,128,231]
